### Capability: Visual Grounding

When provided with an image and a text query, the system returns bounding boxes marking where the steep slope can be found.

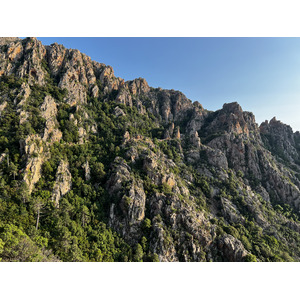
[0,37,300,261]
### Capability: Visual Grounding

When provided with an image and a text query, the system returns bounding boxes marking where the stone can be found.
[0,37,21,46]
[40,95,62,142]
[191,131,201,148]
[218,234,249,262]
[0,153,6,164]
[115,88,132,107]
[127,78,150,95]
[174,126,181,139]
[22,135,44,193]
[0,101,7,116]
[78,127,87,144]
[82,161,91,181]
[114,106,126,117]
[51,160,72,207]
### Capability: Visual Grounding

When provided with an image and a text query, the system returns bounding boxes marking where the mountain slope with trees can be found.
[1,37,300,261]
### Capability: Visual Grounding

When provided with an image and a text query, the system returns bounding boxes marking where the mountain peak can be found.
[1,37,300,262]
[222,101,243,113]
[0,37,21,46]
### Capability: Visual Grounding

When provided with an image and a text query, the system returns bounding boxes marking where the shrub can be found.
[244,254,257,262]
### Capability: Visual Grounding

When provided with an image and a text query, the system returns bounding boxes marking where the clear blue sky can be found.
[37,37,300,132]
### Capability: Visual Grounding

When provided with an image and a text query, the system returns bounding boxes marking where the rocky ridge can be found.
[1,37,300,261]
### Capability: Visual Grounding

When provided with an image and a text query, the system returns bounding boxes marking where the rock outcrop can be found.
[2,37,300,262]
[82,161,91,181]
[51,160,72,207]
[22,135,45,193]
[260,117,300,165]
[0,100,7,116]
[40,95,62,142]
[217,234,249,262]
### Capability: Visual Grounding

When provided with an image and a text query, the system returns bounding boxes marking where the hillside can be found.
[1,37,300,261]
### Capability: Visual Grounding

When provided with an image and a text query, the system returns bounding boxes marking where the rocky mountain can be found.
[1,37,300,261]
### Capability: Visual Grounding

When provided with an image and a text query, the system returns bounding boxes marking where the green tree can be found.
[133,243,144,262]
[9,162,18,180]
[142,218,152,234]
[141,236,147,251]
[81,205,90,227]
[244,254,257,262]
[0,224,47,261]
[92,162,106,181]
[33,196,46,230]
[19,181,30,204]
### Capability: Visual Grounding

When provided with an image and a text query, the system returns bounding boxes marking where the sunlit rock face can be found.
[1,37,300,262]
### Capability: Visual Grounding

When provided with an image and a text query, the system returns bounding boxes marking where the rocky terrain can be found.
[0,37,300,261]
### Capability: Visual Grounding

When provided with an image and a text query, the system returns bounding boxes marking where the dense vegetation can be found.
[1,37,300,262]
[0,75,161,261]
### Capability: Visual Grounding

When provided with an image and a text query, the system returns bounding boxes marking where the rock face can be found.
[107,157,147,242]
[0,153,6,164]
[22,135,44,193]
[0,37,21,46]
[260,117,300,165]
[127,78,150,95]
[0,37,47,84]
[2,37,300,262]
[19,93,63,193]
[218,234,249,262]
[107,138,214,261]
[114,106,126,117]
[51,160,72,207]
[82,161,91,181]
[0,100,7,116]
[40,95,62,142]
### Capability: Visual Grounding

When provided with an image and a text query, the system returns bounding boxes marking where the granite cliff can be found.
[0,37,300,262]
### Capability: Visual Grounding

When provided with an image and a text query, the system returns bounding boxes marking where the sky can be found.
[38,37,300,132]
